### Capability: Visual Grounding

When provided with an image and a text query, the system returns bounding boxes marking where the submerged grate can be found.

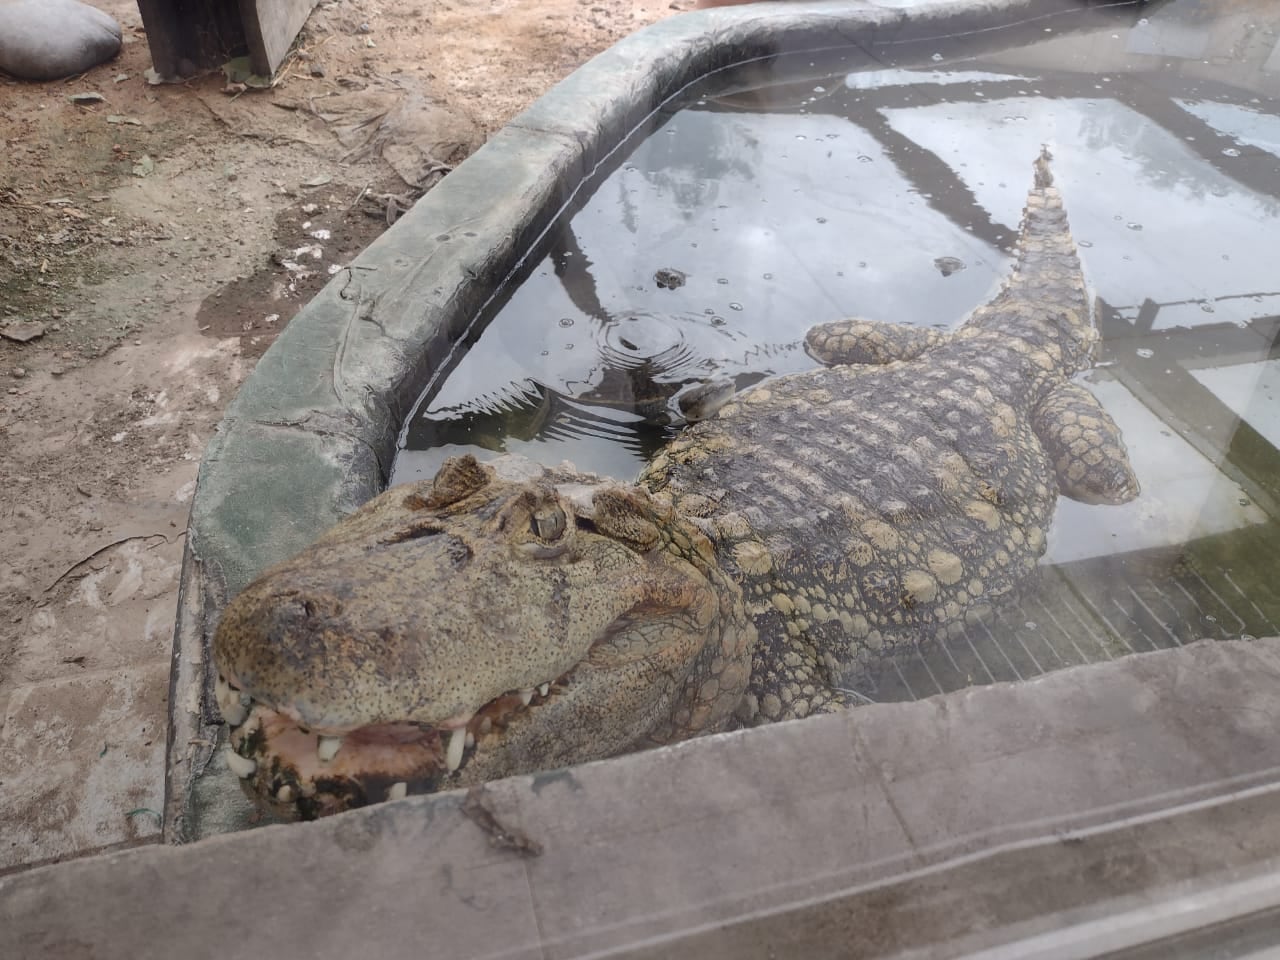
[855,522,1280,703]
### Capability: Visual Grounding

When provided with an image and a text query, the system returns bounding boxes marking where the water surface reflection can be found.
[395,0,1280,702]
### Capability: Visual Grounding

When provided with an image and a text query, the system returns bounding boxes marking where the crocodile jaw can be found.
[213,456,750,818]
[222,643,704,817]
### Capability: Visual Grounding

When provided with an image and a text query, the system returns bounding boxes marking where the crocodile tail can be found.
[1033,145,1053,189]
[981,146,1096,375]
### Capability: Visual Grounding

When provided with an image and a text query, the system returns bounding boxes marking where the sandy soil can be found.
[0,0,688,871]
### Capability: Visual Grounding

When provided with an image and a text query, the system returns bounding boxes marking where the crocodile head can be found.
[213,454,755,818]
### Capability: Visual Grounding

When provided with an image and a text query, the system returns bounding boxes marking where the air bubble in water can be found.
[558,317,574,327]
[729,302,743,311]
[1136,348,1154,359]
[1222,147,1241,157]
[816,217,827,224]
[931,53,943,61]
[1126,222,1143,231]
[716,277,729,285]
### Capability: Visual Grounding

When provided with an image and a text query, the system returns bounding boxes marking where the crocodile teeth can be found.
[221,696,249,728]
[215,675,248,726]
[477,717,492,735]
[538,683,550,697]
[465,731,475,748]
[276,784,295,804]
[224,747,256,779]
[317,735,343,763]
[387,781,408,802]
[215,674,231,708]
[446,727,466,773]
[519,688,534,707]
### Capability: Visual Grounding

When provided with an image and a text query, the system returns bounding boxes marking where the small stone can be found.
[50,367,65,377]
[11,367,26,378]
[1,322,45,343]
[654,267,686,290]
[310,63,325,78]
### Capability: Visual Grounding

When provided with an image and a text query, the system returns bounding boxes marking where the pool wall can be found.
[22,636,1280,958]
[167,0,1151,839]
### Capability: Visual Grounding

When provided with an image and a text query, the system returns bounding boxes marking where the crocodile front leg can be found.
[804,318,948,367]
[1031,380,1139,505]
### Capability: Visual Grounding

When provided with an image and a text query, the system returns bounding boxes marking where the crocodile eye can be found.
[531,504,567,541]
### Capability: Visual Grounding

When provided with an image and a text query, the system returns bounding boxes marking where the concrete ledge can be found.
[12,638,1280,958]
[166,0,1153,839]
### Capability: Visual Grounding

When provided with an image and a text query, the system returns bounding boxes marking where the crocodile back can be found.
[959,147,1097,386]
[638,355,1058,683]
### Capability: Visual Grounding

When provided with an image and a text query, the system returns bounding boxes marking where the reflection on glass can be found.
[396,12,1280,711]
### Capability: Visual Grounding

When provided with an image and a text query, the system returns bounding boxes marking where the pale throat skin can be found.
[213,148,1139,818]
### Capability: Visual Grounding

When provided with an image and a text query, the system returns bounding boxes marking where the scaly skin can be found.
[214,149,1138,817]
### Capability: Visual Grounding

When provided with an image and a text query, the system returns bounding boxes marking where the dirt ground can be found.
[0,0,690,872]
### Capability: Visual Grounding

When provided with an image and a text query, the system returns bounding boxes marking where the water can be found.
[394,5,1280,701]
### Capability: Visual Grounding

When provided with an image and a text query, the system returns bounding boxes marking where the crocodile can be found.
[214,148,1139,818]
